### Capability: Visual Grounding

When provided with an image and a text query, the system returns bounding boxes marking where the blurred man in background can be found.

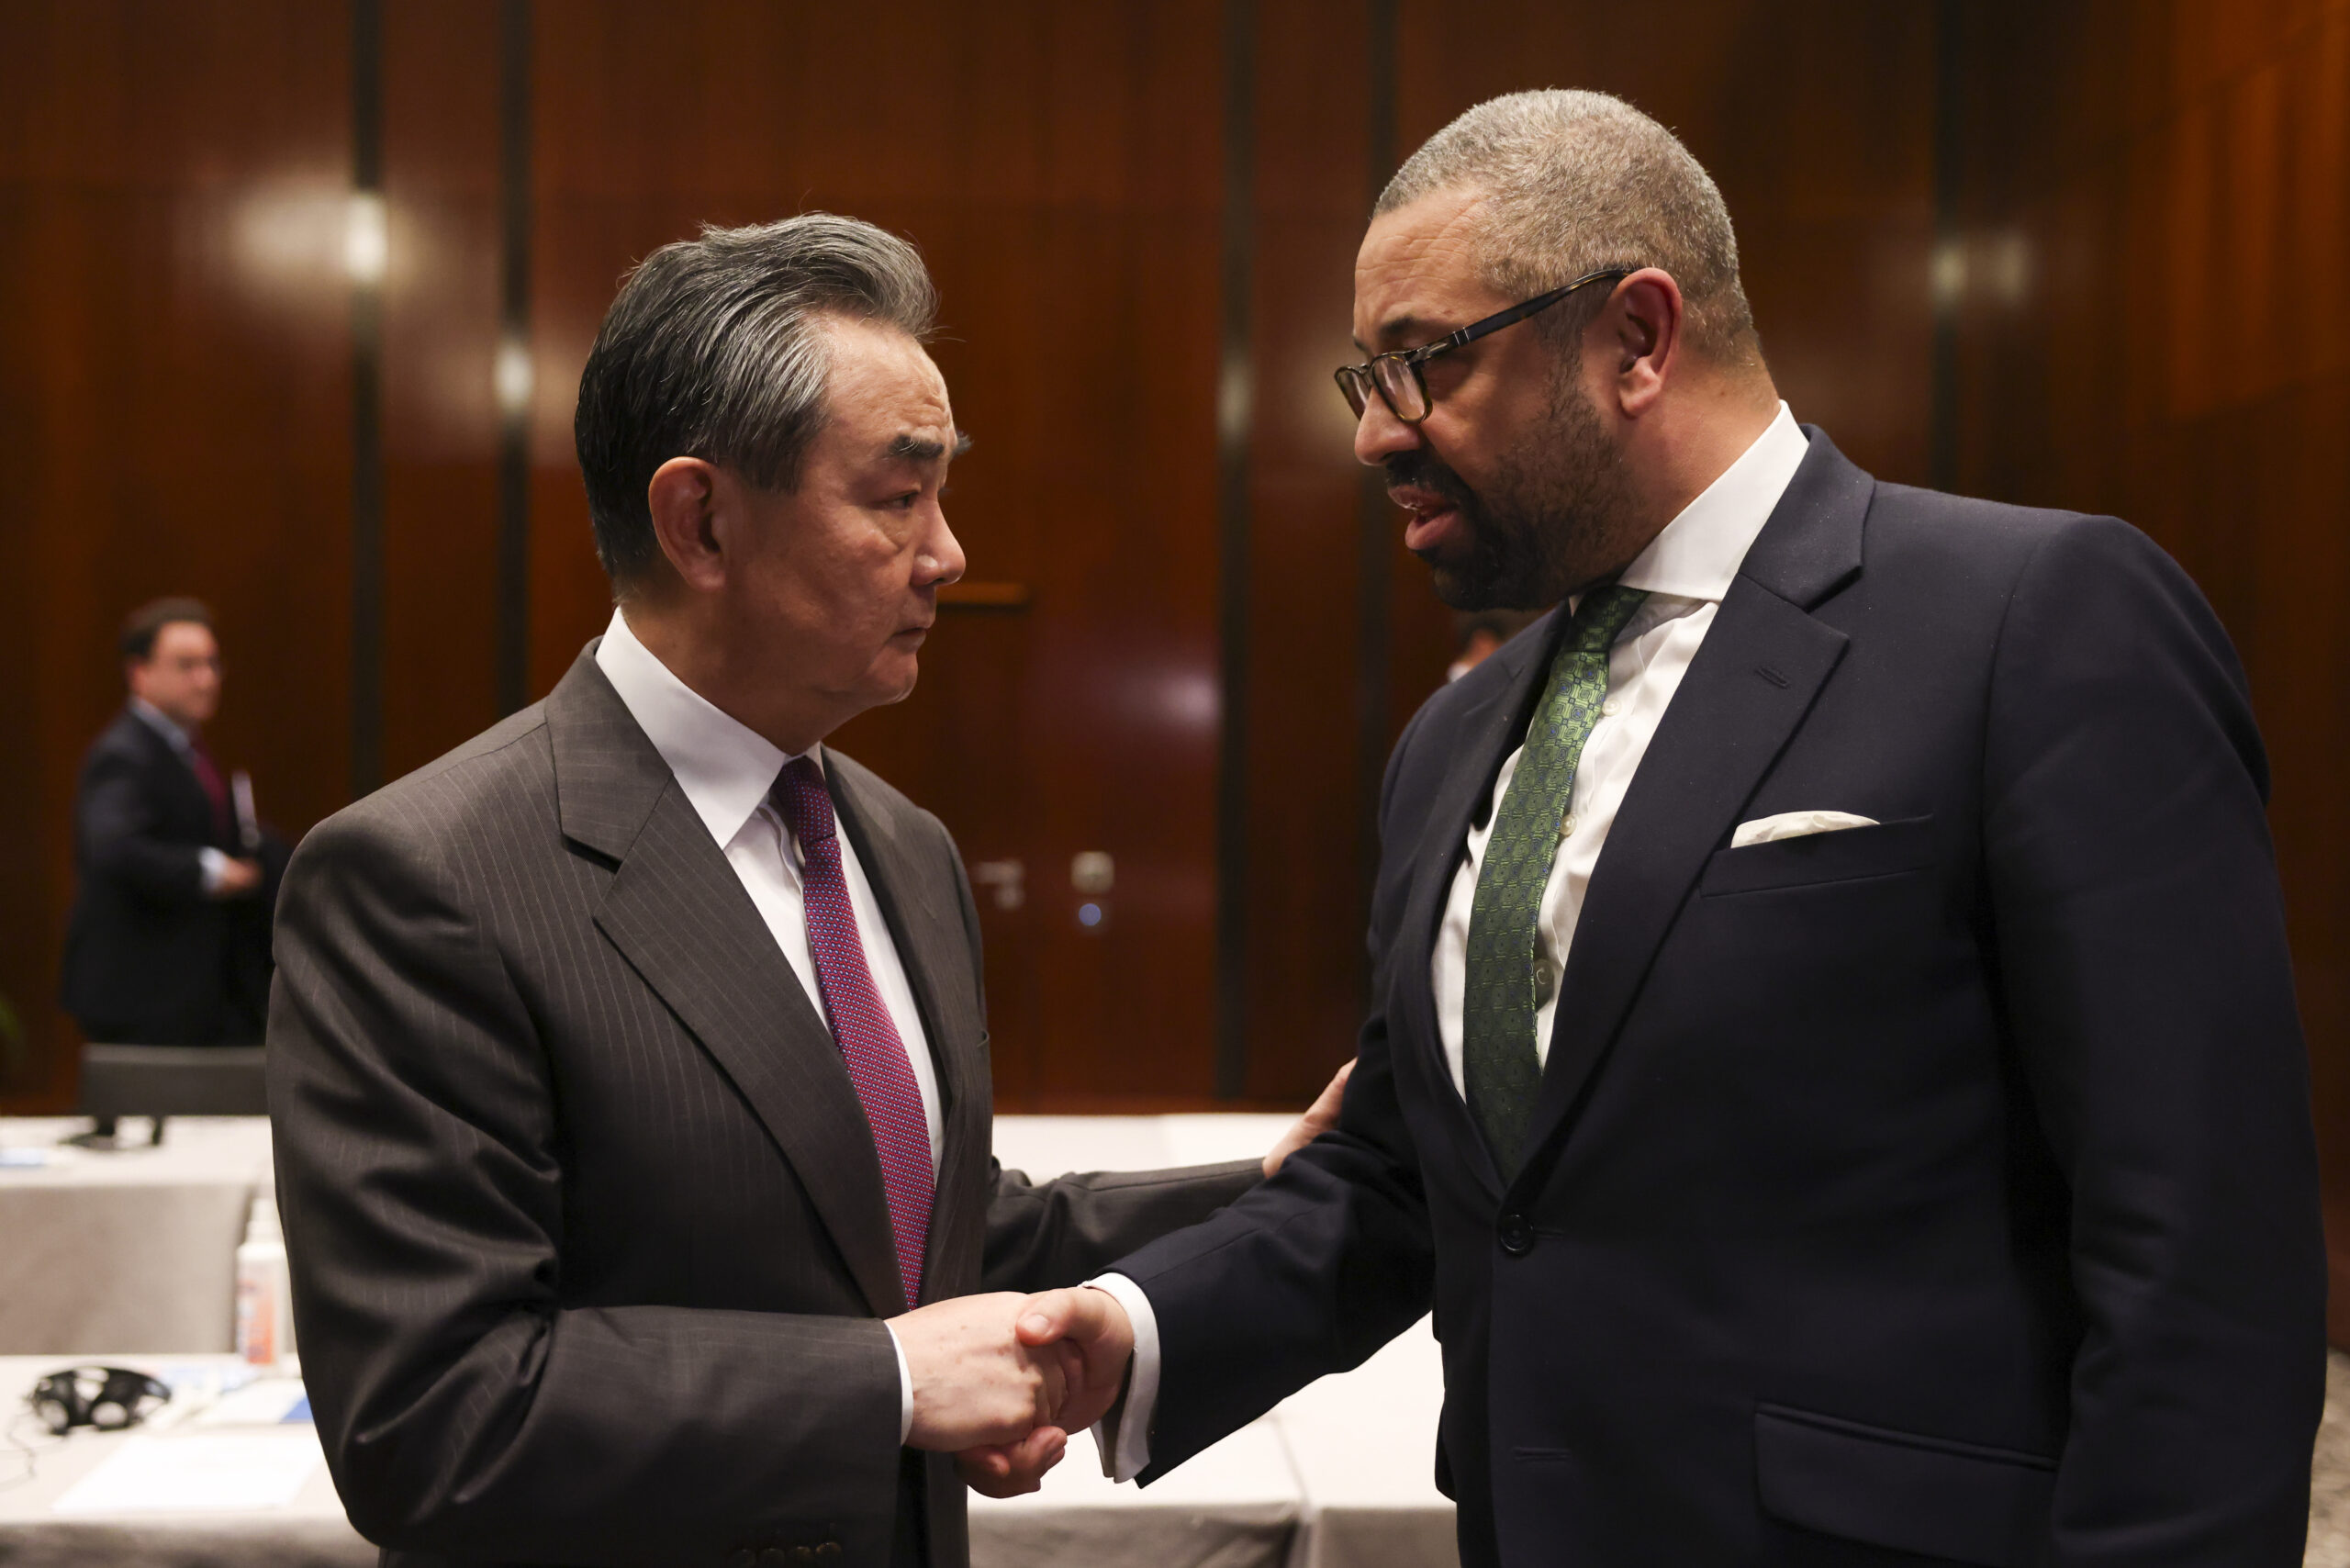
[1446,609,1538,682]
[62,599,284,1078]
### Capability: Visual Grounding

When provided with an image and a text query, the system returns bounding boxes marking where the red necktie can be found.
[187,736,231,842]
[771,756,934,1307]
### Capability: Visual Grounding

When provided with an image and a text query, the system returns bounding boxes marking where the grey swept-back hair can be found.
[1377,89,1759,366]
[573,213,940,587]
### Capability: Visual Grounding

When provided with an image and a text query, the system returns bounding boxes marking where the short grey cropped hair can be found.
[573,213,940,587]
[1378,90,1758,365]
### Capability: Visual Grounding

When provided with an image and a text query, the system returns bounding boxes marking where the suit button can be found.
[1498,1213,1533,1255]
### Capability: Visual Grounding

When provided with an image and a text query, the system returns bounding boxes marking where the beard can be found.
[1390,370,1634,611]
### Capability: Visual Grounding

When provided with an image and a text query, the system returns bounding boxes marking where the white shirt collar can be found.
[1615,401,1808,604]
[129,696,194,753]
[594,607,811,848]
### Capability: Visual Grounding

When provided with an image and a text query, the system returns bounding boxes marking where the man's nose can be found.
[1352,395,1423,468]
[920,509,967,588]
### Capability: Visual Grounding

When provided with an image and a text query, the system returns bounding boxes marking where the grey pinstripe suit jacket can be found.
[266,646,1258,1568]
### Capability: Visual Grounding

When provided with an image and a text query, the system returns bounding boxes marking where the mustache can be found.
[1384,452,1474,507]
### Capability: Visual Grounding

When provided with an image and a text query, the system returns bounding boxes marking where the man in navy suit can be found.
[62,598,285,1052]
[1003,90,2325,1564]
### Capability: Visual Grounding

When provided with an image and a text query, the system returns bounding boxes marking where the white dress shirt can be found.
[129,696,232,894]
[1094,404,1811,1480]
[594,608,942,1442]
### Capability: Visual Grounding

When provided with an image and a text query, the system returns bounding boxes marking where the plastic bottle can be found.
[234,1194,297,1371]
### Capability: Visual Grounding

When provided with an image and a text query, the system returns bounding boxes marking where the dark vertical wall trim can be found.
[1929,0,1964,492]
[1213,0,1257,1100]
[1353,0,1399,1001]
[349,0,386,799]
[495,0,533,715]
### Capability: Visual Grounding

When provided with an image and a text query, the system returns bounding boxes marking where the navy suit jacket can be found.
[61,708,285,1044]
[1113,431,2324,1566]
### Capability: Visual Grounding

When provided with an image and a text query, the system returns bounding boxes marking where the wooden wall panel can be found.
[379,1,502,782]
[0,0,352,1104]
[1236,0,1382,1100]
[1953,0,2350,1338]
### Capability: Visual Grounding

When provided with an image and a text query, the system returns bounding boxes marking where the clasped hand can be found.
[890,1287,1135,1497]
[896,1058,1351,1496]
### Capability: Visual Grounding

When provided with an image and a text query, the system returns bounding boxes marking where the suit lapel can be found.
[825,756,989,1305]
[1514,431,1872,1189]
[547,652,908,1318]
[1397,612,1567,1201]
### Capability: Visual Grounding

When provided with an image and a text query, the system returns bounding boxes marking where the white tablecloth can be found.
[0,1115,1457,1568]
[0,1356,363,1565]
[0,1117,274,1355]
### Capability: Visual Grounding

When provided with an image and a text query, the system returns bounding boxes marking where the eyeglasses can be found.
[1334,267,1634,423]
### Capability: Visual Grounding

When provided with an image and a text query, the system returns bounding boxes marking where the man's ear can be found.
[1605,267,1685,419]
[646,457,730,592]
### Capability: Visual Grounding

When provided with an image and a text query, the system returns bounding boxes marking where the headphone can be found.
[28,1367,171,1435]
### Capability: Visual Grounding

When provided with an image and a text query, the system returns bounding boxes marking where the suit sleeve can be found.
[1983,516,2325,1564]
[1088,708,1443,1482]
[979,1159,1261,1294]
[78,746,207,904]
[268,809,903,1568]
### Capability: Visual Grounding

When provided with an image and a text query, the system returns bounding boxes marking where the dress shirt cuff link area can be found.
[1082,1273,1160,1482]
[883,1320,913,1446]
[197,846,229,896]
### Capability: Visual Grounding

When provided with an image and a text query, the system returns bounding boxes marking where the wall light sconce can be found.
[345,193,387,287]
[495,335,533,420]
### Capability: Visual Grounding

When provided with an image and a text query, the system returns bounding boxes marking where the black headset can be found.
[28,1366,171,1435]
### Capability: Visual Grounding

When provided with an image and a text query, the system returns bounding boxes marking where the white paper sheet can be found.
[50,1431,323,1515]
[194,1379,310,1428]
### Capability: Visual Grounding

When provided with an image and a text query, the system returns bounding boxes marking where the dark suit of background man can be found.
[269,216,1339,1568]
[62,597,285,1053]
[1016,90,2326,1565]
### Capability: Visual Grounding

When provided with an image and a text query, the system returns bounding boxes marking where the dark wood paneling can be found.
[1953,0,2350,1337]
[1237,0,1381,1100]
[0,0,352,1105]
[380,0,502,782]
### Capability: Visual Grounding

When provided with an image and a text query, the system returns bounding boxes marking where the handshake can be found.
[890,1283,1137,1496]
[890,1058,1353,1496]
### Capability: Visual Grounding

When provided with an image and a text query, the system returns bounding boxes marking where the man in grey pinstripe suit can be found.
[266,215,1339,1568]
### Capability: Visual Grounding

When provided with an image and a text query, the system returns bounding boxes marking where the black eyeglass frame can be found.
[1334,266,1636,423]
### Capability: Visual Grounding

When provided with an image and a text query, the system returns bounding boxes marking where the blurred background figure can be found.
[60,599,285,1090]
[1446,610,1539,682]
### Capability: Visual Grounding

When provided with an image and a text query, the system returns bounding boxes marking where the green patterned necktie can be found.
[1462,584,1649,1180]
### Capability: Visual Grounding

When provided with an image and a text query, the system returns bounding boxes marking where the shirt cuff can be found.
[197,846,229,895]
[883,1320,913,1446]
[1082,1272,1160,1482]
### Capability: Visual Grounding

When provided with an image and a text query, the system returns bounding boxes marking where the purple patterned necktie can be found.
[772,756,934,1306]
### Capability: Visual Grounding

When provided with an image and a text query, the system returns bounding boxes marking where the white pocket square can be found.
[1730,811,1879,849]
